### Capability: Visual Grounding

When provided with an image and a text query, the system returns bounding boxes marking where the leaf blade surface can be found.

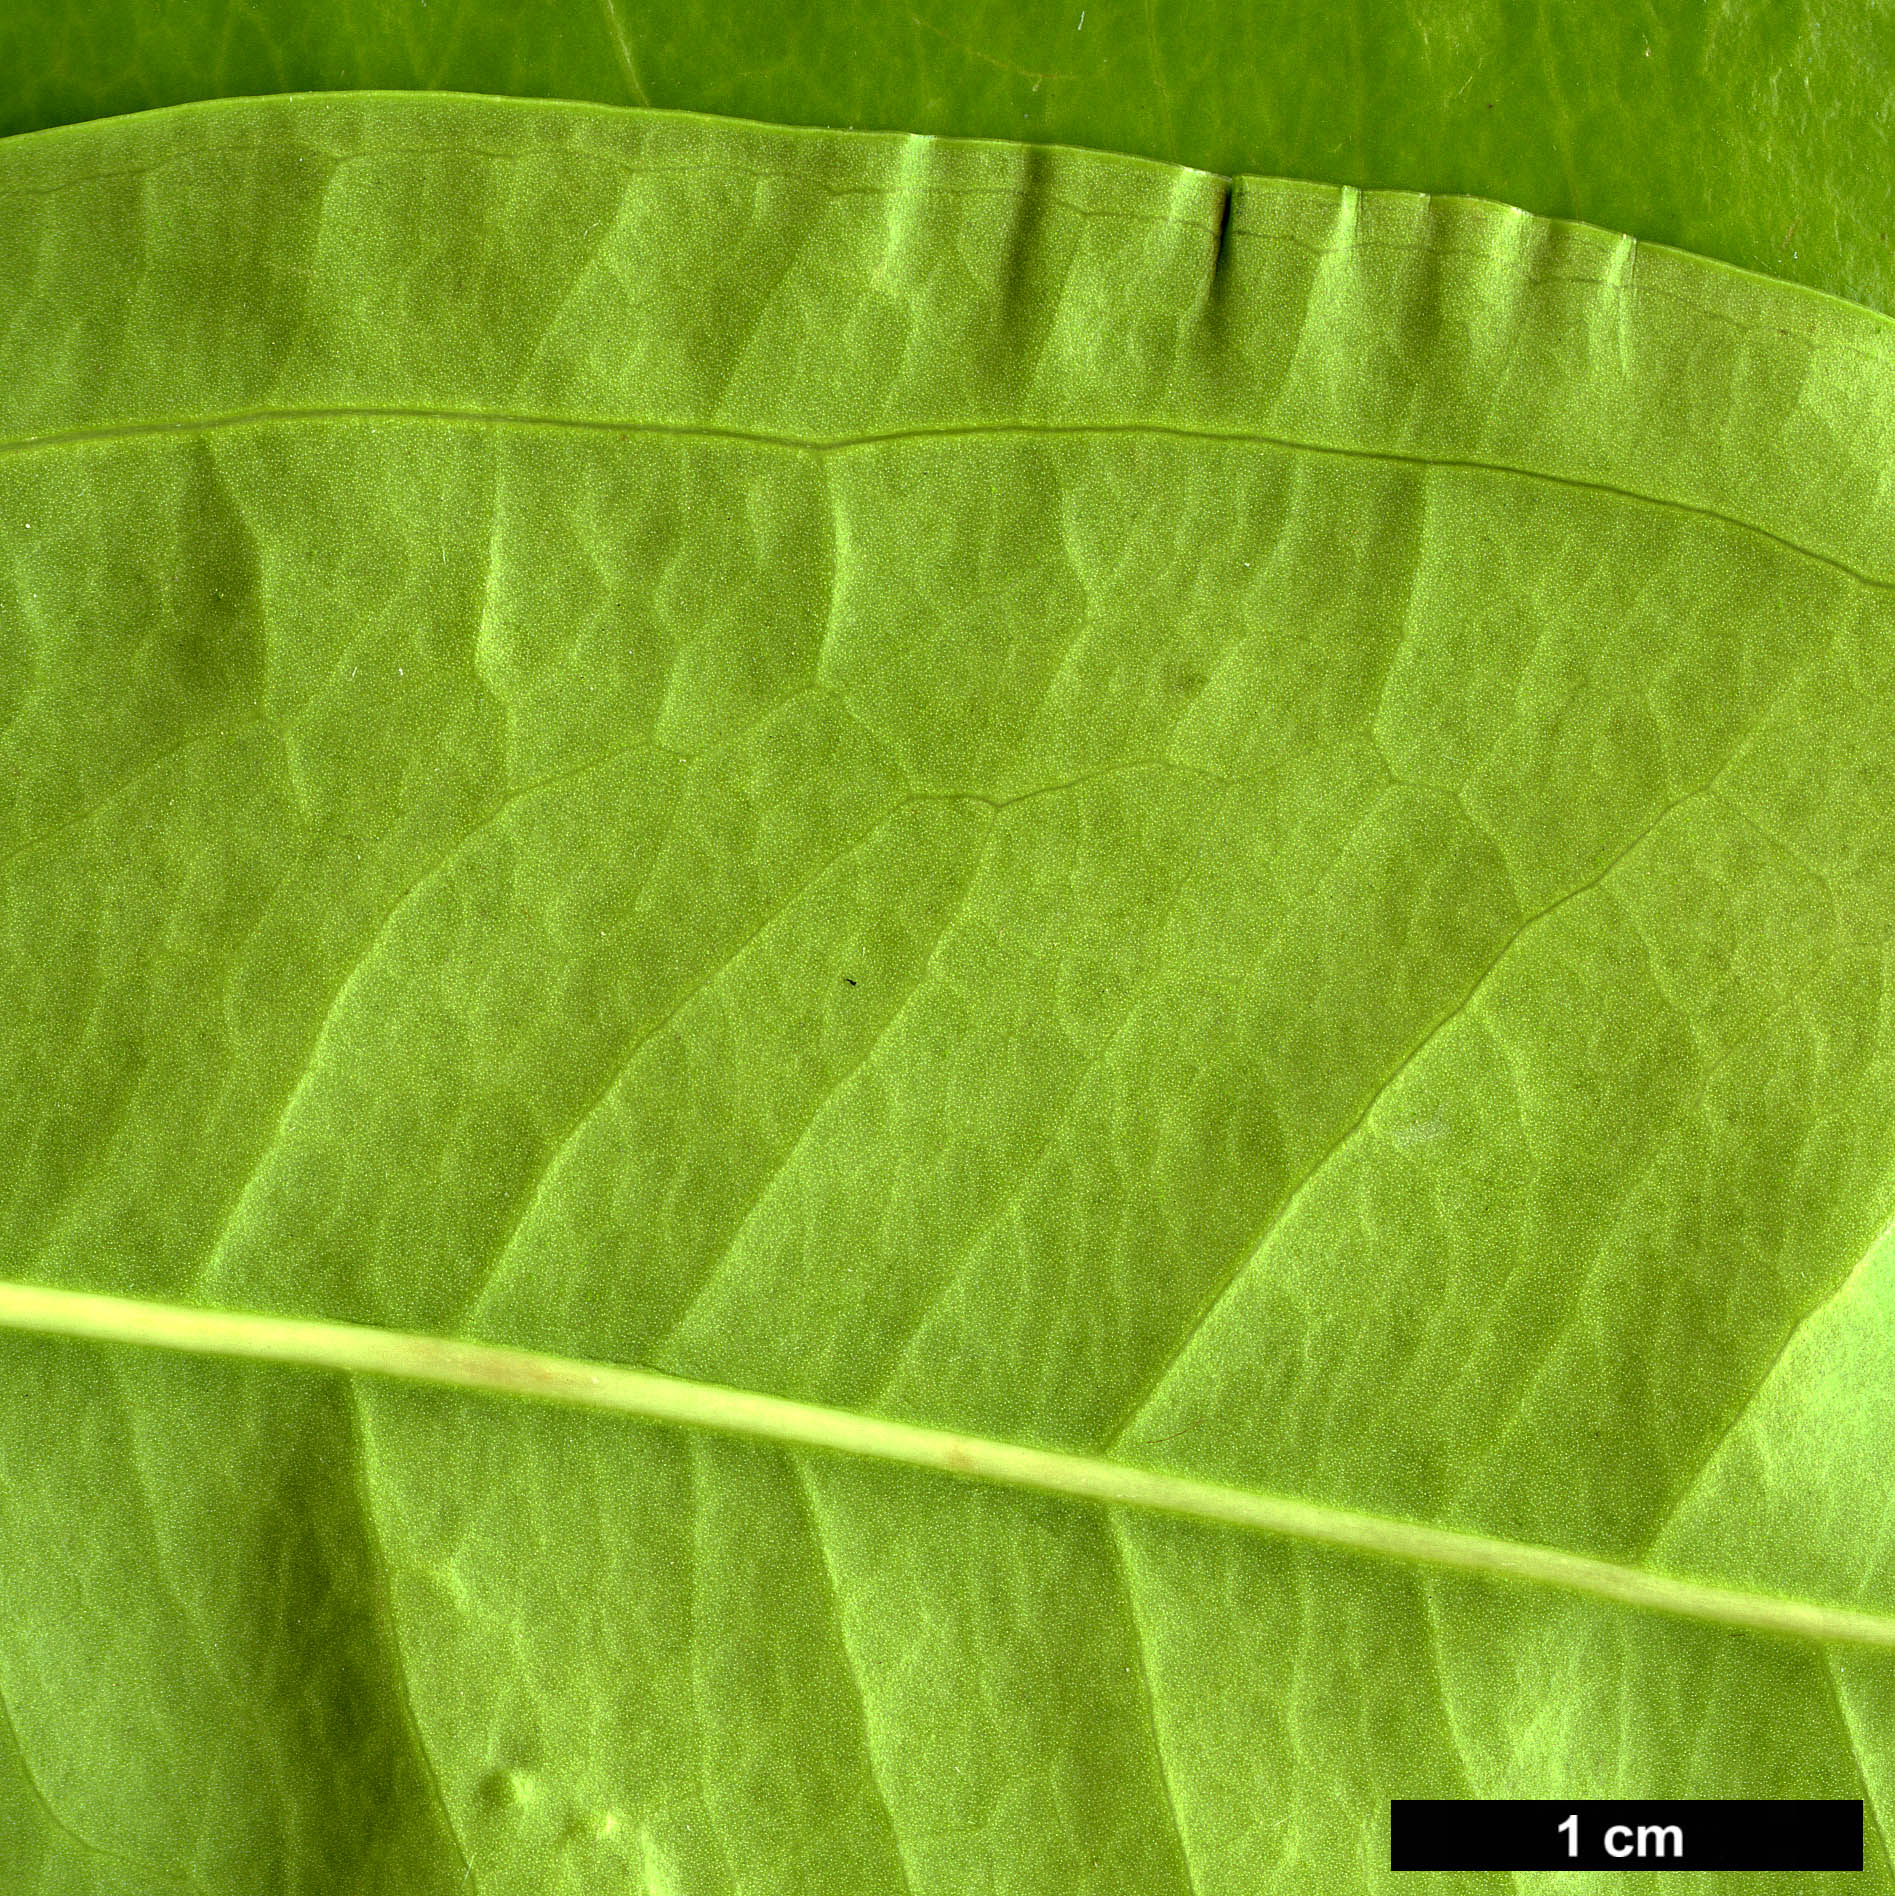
[3,92,1895,1892]
[6,1,1895,317]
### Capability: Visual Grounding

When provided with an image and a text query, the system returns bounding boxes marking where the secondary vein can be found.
[1,1280,1890,1653]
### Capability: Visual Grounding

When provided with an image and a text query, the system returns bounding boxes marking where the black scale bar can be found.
[1391,1799,1862,1871]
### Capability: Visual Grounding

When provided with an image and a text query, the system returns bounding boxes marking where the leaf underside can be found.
[2,92,1895,1894]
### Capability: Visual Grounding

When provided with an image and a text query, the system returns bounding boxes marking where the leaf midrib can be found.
[0,404,1886,595]
[1,1281,1889,1652]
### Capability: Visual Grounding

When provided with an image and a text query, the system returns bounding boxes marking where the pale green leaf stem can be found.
[2,1280,1893,1655]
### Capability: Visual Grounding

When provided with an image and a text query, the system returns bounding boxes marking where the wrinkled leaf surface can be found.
[4,1,1895,314]
[2,93,1895,1893]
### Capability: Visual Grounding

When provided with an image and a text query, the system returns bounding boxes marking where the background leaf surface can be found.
[3,92,1895,1892]
[4,0,1895,315]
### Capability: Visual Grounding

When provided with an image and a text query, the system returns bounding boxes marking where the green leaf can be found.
[4,90,1895,1891]
[5,0,1895,316]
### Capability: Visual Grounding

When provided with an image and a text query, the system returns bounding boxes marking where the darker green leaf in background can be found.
[4,0,1894,314]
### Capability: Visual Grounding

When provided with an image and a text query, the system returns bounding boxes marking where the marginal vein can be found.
[0,405,1885,596]
[2,1282,1893,1653]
